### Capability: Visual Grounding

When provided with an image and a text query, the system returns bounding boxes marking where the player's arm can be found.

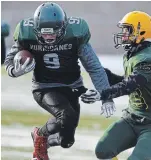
[4,22,35,78]
[78,19,110,92]
[100,62,151,100]
[79,43,116,117]
[79,43,111,92]
[104,68,124,85]
[78,19,116,117]
[81,62,150,103]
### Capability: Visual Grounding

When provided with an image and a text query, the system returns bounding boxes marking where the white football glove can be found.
[13,56,35,77]
[81,89,116,118]
[81,89,101,104]
[101,100,116,118]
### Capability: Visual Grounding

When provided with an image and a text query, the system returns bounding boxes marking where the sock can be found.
[38,117,61,137]
[38,123,50,137]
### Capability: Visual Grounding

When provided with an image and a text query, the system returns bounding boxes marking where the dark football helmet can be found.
[33,2,68,45]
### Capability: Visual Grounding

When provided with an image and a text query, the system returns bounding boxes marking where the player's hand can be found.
[13,56,35,77]
[81,89,101,104]
[101,100,116,118]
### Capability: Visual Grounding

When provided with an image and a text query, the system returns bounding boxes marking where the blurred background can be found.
[1,1,151,160]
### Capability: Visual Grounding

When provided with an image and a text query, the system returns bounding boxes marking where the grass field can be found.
[1,109,119,160]
[1,110,132,160]
[2,109,118,130]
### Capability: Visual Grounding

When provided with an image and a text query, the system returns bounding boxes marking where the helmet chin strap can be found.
[131,22,141,44]
[122,44,131,51]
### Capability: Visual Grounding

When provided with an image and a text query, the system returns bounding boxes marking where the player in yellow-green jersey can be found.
[81,11,151,160]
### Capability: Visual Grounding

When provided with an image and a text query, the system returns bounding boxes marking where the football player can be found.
[4,2,115,160]
[81,11,151,160]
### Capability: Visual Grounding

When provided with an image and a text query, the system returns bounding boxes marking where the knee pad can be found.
[98,157,118,160]
[47,129,75,149]
[60,135,75,148]
[95,146,116,159]
[60,127,75,148]
[61,139,75,148]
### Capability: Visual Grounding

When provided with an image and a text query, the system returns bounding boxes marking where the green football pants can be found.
[95,111,151,160]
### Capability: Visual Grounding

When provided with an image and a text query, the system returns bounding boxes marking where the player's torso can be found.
[17,17,86,84]
[123,47,151,118]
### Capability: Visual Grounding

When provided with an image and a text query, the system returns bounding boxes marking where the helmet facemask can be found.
[33,22,67,45]
[114,22,141,50]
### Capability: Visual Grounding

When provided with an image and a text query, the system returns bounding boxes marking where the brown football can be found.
[14,50,33,64]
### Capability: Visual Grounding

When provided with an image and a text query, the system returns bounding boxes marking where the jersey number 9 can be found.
[43,53,60,69]
[68,17,80,24]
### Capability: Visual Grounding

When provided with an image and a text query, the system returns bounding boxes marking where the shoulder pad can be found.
[13,18,36,41]
[66,17,91,44]
[131,47,151,68]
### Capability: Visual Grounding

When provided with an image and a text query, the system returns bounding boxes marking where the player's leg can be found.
[95,118,137,159]
[46,118,77,148]
[32,89,54,160]
[128,131,151,160]
[59,88,81,148]
[32,88,80,146]
[31,88,80,159]
[47,87,84,148]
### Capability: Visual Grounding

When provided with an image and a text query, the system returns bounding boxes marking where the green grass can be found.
[1,109,119,130]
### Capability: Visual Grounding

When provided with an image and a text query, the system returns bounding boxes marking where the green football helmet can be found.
[33,2,68,45]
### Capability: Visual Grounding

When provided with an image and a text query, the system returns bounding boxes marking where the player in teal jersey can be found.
[81,11,151,160]
[4,2,116,160]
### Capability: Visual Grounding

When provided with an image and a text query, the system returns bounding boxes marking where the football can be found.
[14,50,33,65]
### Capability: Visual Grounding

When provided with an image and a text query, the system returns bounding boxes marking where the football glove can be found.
[81,89,116,118]
[13,56,35,77]
[101,100,116,118]
[81,89,101,104]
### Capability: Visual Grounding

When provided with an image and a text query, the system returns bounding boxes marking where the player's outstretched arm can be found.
[81,65,148,103]
[100,62,150,101]
[104,68,124,85]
